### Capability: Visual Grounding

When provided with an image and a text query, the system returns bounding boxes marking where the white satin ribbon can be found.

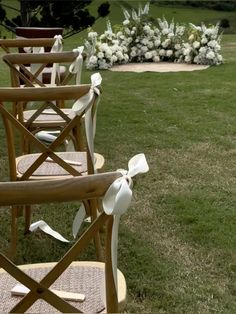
[102,153,149,300]
[72,72,102,171]
[29,220,69,242]
[103,153,149,215]
[69,46,84,85]
[50,35,64,85]
[29,73,102,242]
[51,35,63,53]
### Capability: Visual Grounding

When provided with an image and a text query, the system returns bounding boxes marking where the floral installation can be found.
[84,2,223,70]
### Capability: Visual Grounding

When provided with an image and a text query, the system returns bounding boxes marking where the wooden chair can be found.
[15,27,63,43]
[0,172,127,313]
[0,38,61,54]
[0,84,104,256]
[3,50,85,152]
[0,36,64,85]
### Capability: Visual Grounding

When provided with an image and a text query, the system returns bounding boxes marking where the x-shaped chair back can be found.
[0,38,60,54]
[0,172,126,313]
[0,84,101,181]
[3,50,83,89]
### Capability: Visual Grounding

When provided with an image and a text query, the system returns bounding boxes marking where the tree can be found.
[0,0,110,38]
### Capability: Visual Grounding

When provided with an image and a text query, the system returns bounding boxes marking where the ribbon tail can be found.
[29,220,70,242]
[72,203,86,238]
[128,153,149,177]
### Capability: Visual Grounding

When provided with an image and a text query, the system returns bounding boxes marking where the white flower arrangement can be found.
[84,2,223,70]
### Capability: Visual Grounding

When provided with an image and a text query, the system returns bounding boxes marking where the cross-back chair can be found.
[0,84,104,256]
[0,37,64,85]
[0,172,127,313]
[0,38,60,54]
[16,26,63,42]
[3,50,85,152]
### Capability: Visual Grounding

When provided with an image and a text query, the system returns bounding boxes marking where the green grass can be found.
[0,2,236,313]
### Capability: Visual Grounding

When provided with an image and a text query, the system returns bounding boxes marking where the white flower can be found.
[188,34,195,42]
[147,41,154,49]
[193,56,200,63]
[183,48,191,56]
[145,51,152,59]
[151,50,157,57]
[167,32,174,38]
[162,28,169,35]
[124,54,129,62]
[116,51,124,60]
[193,41,200,49]
[130,50,137,57]
[141,38,148,45]
[97,51,104,59]
[201,37,208,45]
[162,39,171,48]
[166,49,173,57]
[141,46,148,52]
[206,51,215,60]
[105,49,113,58]
[153,55,160,62]
[207,40,217,48]
[204,28,214,36]
[125,28,131,35]
[88,31,98,39]
[174,43,181,50]
[199,47,207,54]
[217,54,223,62]
[185,55,192,63]
[143,25,151,33]
[123,19,130,26]
[154,39,161,47]
[89,55,98,64]
[149,30,154,36]
[111,55,118,63]
[159,49,166,56]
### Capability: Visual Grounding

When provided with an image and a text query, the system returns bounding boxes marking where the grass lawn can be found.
[0,1,235,313]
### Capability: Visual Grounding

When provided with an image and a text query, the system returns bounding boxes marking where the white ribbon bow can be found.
[51,35,63,53]
[71,72,102,170]
[103,153,149,215]
[69,46,84,85]
[101,153,149,304]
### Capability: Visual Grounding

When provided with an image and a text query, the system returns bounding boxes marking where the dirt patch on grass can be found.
[110,62,210,73]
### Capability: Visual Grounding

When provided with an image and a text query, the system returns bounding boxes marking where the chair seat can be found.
[23,108,74,127]
[16,152,104,179]
[0,261,127,313]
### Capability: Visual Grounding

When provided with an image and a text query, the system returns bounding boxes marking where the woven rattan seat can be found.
[16,152,104,178]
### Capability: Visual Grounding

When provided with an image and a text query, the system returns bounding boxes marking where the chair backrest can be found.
[0,83,101,180]
[0,38,61,54]
[3,50,83,88]
[0,171,123,312]
[15,27,63,52]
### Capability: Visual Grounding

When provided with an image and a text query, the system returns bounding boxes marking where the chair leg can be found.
[24,205,32,234]
[89,199,104,261]
[9,206,18,258]
[72,124,84,151]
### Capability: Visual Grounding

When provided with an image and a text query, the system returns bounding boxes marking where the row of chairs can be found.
[0,30,148,312]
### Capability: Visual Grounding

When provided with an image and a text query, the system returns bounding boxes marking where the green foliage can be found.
[220,18,230,29]
[0,0,110,38]
[155,0,236,11]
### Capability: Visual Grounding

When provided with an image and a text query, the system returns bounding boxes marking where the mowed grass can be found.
[0,2,235,313]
